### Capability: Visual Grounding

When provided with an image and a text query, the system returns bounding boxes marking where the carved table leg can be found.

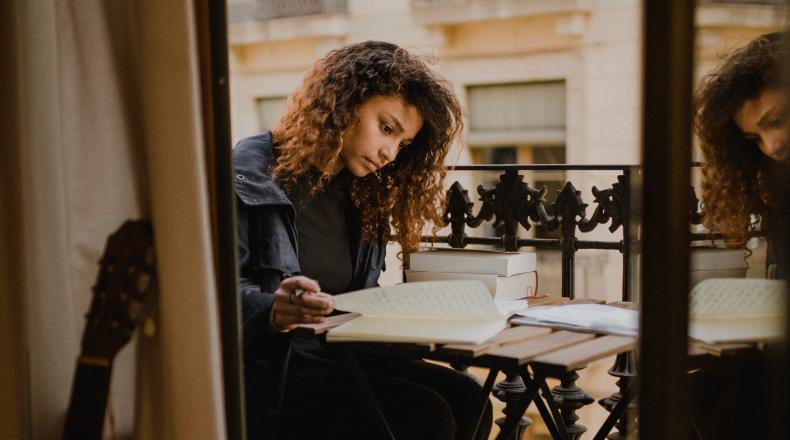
[551,369,594,440]
[493,373,533,439]
[598,351,638,439]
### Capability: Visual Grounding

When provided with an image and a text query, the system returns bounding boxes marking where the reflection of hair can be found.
[695,32,786,245]
[271,41,462,253]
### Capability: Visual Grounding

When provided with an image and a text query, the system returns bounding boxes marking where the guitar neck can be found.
[63,360,113,440]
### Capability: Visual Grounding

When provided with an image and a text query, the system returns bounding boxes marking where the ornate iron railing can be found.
[420,164,637,300]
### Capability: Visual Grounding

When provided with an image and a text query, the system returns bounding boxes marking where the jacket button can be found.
[236,174,245,181]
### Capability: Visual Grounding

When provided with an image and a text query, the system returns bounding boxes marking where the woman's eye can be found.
[381,123,393,134]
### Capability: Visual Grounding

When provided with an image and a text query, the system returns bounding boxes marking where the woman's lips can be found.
[364,158,379,172]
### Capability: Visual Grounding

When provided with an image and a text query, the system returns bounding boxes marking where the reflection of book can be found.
[689,278,787,344]
[690,247,747,287]
[409,249,537,277]
[404,270,538,301]
[327,281,507,345]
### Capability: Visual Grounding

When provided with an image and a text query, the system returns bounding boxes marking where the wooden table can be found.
[297,304,637,440]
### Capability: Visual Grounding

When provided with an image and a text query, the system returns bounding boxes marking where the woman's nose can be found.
[763,134,788,161]
[379,141,399,164]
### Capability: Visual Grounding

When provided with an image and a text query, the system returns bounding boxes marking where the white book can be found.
[688,278,787,344]
[327,281,508,345]
[690,247,748,287]
[404,270,538,301]
[409,249,537,276]
[690,247,747,271]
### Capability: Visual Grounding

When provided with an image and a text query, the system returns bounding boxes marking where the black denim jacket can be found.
[233,132,386,439]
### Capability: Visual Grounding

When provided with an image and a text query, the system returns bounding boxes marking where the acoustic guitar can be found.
[63,220,156,440]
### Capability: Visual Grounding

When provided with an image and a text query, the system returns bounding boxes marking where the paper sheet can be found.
[513,304,639,336]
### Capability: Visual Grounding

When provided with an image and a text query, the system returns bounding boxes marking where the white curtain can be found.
[2,0,227,438]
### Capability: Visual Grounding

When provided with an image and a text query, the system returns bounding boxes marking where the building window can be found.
[256,96,288,131]
[466,81,566,147]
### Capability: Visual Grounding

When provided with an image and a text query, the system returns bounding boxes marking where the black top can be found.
[288,169,356,294]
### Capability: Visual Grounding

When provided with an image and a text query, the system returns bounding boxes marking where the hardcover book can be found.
[409,249,537,277]
[404,270,538,301]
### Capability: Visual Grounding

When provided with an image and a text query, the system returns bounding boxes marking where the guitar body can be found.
[63,220,156,440]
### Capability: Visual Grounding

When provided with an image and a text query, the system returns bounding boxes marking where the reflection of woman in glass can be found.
[233,41,491,439]
[692,32,788,439]
[695,31,789,277]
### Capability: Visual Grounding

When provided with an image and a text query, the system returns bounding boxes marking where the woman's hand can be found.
[270,275,334,332]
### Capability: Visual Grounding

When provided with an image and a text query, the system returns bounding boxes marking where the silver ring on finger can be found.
[289,292,296,304]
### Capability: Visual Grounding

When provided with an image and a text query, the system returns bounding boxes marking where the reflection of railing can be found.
[689,162,764,242]
[228,0,347,22]
[419,164,637,300]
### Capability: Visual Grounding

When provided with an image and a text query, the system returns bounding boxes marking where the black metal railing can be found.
[418,164,637,300]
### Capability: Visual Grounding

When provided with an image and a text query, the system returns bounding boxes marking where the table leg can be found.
[533,388,564,440]
[599,351,637,439]
[593,379,637,440]
[496,367,545,440]
[540,380,571,440]
[471,368,500,439]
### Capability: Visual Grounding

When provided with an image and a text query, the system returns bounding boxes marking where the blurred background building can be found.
[227,0,785,301]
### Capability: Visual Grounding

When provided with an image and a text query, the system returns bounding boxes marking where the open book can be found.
[689,278,787,344]
[327,281,508,345]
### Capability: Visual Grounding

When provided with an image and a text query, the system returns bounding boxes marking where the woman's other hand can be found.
[270,275,334,332]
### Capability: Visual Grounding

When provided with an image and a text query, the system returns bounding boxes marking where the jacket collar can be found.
[232,131,292,207]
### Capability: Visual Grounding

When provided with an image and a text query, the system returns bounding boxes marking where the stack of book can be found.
[405,249,538,301]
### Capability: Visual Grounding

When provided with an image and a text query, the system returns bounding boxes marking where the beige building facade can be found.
[228,0,785,300]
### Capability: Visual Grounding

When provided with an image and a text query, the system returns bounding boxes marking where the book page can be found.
[689,278,787,318]
[333,280,503,320]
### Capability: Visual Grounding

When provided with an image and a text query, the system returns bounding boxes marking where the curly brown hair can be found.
[271,41,463,254]
[695,32,787,246]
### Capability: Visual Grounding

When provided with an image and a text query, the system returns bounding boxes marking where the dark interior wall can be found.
[0,0,30,437]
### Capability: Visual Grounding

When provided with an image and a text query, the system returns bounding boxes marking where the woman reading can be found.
[234,41,492,439]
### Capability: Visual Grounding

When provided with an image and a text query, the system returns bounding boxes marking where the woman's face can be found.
[734,88,789,163]
[341,95,423,177]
